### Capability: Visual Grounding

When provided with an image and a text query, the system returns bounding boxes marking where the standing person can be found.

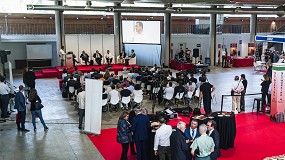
[153,116,172,160]
[185,119,201,160]
[261,74,271,107]
[170,121,189,160]
[59,46,66,67]
[191,124,215,160]
[207,120,220,160]
[24,67,36,96]
[131,108,150,160]
[231,76,244,113]
[93,50,103,65]
[14,85,29,132]
[71,51,79,67]
[22,67,28,101]
[240,74,248,111]
[0,76,10,121]
[29,88,48,131]
[117,111,132,160]
[199,77,215,115]
[128,107,137,155]
[77,88,85,130]
[105,50,113,65]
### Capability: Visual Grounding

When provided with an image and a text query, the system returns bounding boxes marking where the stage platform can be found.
[35,64,139,79]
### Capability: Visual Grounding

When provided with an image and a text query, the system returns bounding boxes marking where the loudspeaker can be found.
[193,48,199,58]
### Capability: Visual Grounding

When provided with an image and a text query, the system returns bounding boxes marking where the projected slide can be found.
[122,20,161,44]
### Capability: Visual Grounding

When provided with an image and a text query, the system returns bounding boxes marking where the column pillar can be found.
[164,11,171,67]
[209,6,217,66]
[114,3,121,63]
[55,0,65,62]
[250,7,257,43]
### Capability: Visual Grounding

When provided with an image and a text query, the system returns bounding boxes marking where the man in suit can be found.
[80,50,89,66]
[185,119,200,160]
[25,67,36,89]
[131,108,150,160]
[93,50,102,65]
[14,85,29,132]
[170,121,189,160]
[207,120,220,160]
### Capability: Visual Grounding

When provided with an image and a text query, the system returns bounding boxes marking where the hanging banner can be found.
[270,63,285,122]
[84,79,103,134]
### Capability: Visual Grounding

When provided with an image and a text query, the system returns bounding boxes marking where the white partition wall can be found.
[91,34,103,60]
[84,79,103,135]
[65,35,79,61]
[78,35,91,64]
[102,35,115,64]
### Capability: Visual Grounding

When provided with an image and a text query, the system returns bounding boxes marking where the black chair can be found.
[252,98,263,115]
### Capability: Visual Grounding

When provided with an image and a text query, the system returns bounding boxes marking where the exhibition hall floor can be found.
[0,66,276,160]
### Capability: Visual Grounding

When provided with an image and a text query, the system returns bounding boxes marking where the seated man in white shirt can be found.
[105,50,113,65]
[108,85,120,111]
[163,82,175,106]
[154,116,172,160]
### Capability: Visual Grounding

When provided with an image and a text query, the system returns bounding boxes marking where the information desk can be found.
[170,60,195,71]
[232,58,254,67]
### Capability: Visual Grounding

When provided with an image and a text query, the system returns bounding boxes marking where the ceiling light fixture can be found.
[121,0,134,5]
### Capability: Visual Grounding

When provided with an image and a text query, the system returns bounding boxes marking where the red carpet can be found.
[88,113,285,160]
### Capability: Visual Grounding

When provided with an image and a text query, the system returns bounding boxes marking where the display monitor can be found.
[122,20,161,44]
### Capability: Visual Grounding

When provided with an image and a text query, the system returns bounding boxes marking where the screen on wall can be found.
[122,20,161,44]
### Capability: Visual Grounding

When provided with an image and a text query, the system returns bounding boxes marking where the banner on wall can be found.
[230,43,237,56]
[84,79,103,134]
[248,43,256,56]
[270,63,285,122]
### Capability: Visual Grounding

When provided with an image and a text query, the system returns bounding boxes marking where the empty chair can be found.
[68,86,75,100]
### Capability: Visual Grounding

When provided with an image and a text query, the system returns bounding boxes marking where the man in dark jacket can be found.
[24,67,36,89]
[170,121,189,160]
[14,85,29,132]
[207,120,220,160]
[131,108,150,160]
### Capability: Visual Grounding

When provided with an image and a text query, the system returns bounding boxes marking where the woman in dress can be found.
[116,111,132,160]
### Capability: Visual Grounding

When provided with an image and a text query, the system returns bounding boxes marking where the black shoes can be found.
[78,126,82,130]
[44,127,49,131]
[22,129,30,132]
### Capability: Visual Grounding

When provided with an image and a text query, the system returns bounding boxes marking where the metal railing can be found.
[0,23,283,35]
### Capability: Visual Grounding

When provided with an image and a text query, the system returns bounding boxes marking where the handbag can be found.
[34,101,44,110]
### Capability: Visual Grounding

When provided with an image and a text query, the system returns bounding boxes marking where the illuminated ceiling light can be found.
[24,16,26,19]
[121,0,134,5]
[76,17,79,20]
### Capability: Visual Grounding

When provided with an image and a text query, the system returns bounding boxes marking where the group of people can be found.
[117,108,220,160]
[175,48,193,63]
[59,46,136,67]
[0,67,48,132]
